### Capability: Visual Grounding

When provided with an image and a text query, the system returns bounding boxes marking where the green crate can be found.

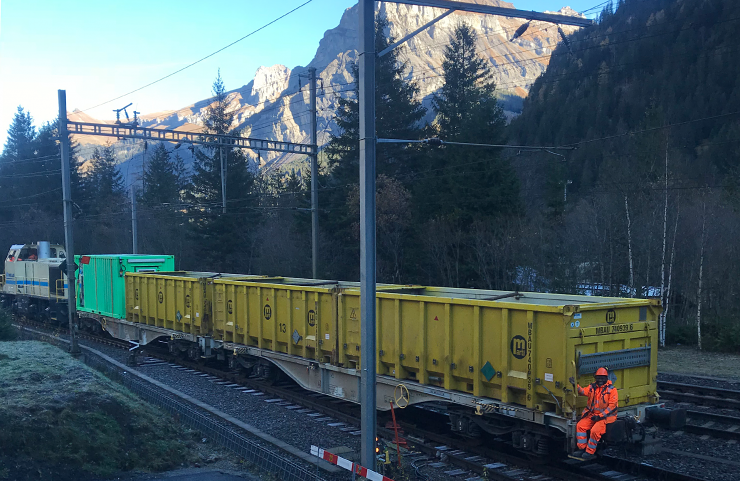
[75,254,175,319]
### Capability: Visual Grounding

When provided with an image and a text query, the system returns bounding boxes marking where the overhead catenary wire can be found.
[20,129,736,215]
[0,134,733,227]
[4,3,733,236]
[562,111,740,148]
[79,0,315,114]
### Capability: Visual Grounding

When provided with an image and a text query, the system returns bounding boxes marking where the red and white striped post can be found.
[311,446,394,481]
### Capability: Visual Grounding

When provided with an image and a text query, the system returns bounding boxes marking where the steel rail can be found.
[597,454,710,481]
[658,380,740,410]
[682,410,740,441]
[658,380,740,400]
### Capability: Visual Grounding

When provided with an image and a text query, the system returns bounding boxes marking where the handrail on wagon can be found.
[55,278,65,298]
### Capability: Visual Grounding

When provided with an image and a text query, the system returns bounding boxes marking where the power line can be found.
[563,111,740,147]
[0,187,63,203]
[0,170,62,179]
[79,0,314,113]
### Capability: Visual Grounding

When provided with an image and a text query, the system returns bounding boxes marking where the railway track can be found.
[681,410,740,441]
[13,321,716,481]
[658,380,740,410]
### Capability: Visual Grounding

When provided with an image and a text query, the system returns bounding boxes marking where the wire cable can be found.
[79,0,314,113]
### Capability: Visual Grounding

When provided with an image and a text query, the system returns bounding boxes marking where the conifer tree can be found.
[325,15,426,184]
[322,14,426,280]
[89,143,125,204]
[136,142,189,259]
[1,106,35,162]
[142,142,186,206]
[0,107,37,212]
[418,23,520,223]
[0,109,93,249]
[185,71,259,272]
[29,121,65,215]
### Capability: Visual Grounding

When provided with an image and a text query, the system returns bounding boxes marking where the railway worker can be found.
[573,367,618,459]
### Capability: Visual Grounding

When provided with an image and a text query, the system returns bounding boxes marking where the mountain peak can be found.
[252,65,291,103]
[544,6,585,17]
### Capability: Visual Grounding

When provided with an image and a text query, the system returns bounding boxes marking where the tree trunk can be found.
[659,147,668,347]
[664,197,679,334]
[697,201,706,351]
[625,194,634,297]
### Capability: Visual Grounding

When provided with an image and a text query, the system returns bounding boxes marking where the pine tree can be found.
[89,143,125,204]
[136,142,189,260]
[185,71,259,272]
[142,142,186,206]
[322,14,427,280]
[1,106,35,161]
[325,15,426,184]
[0,107,38,215]
[28,120,65,216]
[417,23,520,223]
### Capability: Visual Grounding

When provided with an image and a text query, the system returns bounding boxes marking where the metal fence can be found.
[18,327,331,481]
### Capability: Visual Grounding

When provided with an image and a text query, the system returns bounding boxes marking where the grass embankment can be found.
[659,345,740,380]
[0,340,197,480]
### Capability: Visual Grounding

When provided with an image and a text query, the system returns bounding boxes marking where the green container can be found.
[76,254,175,319]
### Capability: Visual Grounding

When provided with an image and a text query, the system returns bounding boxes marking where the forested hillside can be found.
[509,0,740,349]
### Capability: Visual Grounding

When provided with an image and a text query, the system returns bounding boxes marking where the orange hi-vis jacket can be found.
[578,380,618,422]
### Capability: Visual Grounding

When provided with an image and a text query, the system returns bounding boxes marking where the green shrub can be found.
[667,318,740,352]
[666,323,696,346]
[700,322,740,353]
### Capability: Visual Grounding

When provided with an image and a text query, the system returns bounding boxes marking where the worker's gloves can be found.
[591,415,603,422]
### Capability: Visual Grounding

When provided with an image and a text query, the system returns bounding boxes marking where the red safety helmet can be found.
[595,367,608,377]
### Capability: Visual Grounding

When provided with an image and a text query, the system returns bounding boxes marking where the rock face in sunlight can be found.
[75,1,583,172]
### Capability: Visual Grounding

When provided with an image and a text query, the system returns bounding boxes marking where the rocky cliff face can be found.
[84,1,583,174]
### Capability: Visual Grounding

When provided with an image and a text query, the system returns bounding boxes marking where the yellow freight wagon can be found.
[209,277,409,364]
[210,277,346,363]
[338,286,659,417]
[126,272,210,338]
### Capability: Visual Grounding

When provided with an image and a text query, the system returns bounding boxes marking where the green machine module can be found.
[75,254,175,319]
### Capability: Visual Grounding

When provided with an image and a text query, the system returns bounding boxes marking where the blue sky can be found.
[0,0,602,147]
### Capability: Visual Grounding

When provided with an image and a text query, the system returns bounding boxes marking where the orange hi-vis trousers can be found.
[576,416,608,454]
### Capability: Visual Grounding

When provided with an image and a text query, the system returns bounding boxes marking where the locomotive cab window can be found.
[19,248,38,260]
